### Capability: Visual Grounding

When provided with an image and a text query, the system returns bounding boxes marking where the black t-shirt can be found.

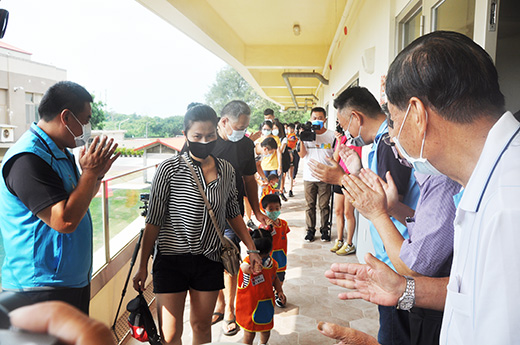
[212,134,256,215]
[376,141,412,197]
[3,153,69,215]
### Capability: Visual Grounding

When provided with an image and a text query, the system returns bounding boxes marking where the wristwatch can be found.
[396,276,415,311]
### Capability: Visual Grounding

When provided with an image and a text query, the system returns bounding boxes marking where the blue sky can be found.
[1,0,227,117]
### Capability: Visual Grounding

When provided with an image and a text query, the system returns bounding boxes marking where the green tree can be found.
[90,95,107,130]
[205,66,309,131]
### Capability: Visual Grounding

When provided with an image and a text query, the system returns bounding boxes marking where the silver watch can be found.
[396,276,415,311]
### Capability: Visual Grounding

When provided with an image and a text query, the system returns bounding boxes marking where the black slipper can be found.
[211,312,224,325]
[223,319,239,336]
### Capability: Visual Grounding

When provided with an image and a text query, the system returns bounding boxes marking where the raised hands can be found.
[318,321,380,345]
[79,135,120,180]
[325,253,404,307]
[308,157,345,185]
[338,145,362,175]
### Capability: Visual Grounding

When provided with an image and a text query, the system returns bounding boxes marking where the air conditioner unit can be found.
[0,125,15,143]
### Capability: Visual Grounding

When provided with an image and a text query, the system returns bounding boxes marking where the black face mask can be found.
[187,140,217,160]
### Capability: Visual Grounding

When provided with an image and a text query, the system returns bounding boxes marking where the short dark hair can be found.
[273,119,286,139]
[310,107,326,117]
[333,86,382,118]
[261,194,281,209]
[38,81,93,122]
[184,104,218,133]
[250,229,273,255]
[288,123,295,129]
[267,174,279,182]
[260,120,274,130]
[386,31,505,123]
[221,100,251,121]
[264,108,275,116]
[261,137,278,150]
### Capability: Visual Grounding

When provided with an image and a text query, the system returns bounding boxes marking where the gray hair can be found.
[221,100,251,121]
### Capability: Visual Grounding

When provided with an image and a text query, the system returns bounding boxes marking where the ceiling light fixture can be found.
[293,24,301,36]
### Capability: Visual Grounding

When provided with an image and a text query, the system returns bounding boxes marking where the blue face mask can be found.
[392,104,442,175]
[266,210,281,221]
[262,129,272,136]
[345,115,365,147]
[312,120,324,129]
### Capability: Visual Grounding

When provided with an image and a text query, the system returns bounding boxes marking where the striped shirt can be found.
[146,152,241,262]
[399,173,461,277]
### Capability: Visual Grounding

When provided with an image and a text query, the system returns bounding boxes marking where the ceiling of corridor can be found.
[137,0,361,110]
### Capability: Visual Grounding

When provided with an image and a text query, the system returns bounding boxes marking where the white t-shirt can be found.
[440,112,520,344]
[301,129,335,182]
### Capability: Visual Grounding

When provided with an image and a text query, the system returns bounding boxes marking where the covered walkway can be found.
[124,171,379,345]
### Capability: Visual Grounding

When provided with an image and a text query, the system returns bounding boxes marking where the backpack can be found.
[127,291,162,345]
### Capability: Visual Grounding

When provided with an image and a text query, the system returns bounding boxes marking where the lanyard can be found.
[476,125,520,212]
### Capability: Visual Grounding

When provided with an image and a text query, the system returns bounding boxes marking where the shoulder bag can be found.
[181,155,242,275]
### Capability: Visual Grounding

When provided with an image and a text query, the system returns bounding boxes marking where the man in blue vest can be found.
[0,81,119,314]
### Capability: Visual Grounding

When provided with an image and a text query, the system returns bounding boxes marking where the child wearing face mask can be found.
[260,174,279,200]
[258,137,279,181]
[236,229,286,345]
[260,194,290,308]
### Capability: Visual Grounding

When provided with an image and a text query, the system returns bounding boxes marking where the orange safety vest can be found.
[236,256,278,332]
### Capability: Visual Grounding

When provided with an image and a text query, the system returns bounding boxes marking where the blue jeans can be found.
[378,305,411,345]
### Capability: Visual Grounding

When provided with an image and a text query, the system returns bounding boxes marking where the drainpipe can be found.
[282,72,329,109]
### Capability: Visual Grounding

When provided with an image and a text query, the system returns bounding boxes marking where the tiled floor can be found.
[123,175,379,344]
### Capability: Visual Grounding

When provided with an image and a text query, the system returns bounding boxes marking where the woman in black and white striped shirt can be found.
[132,104,262,345]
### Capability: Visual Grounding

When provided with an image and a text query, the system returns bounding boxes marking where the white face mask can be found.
[227,129,246,142]
[224,119,247,142]
[272,129,279,136]
[392,104,442,175]
[65,112,92,147]
[262,129,272,137]
[345,115,365,147]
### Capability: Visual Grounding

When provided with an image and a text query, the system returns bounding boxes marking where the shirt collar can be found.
[458,111,520,212]
[374,120,388,144]
[413,172,431,186]
[30,122,70,160]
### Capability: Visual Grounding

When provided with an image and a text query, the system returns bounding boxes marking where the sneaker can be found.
[336,243,356,256]
[280,193,288,202]
[247,219,258,230]
[321,231,331,242]
[330,239,344,252]
[304,230,315,242]
[275,293,286,308]
[288,190,294,197]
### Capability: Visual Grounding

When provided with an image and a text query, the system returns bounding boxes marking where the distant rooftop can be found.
[0,41,31,55]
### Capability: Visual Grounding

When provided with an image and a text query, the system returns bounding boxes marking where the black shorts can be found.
[10,284,91,315]
[276,271,286,283]
[333,184,343,194]
[153,253,224,293]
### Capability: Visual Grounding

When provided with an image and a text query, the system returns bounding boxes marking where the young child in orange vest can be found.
[236,229,286,345]
[260,194,290,308]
